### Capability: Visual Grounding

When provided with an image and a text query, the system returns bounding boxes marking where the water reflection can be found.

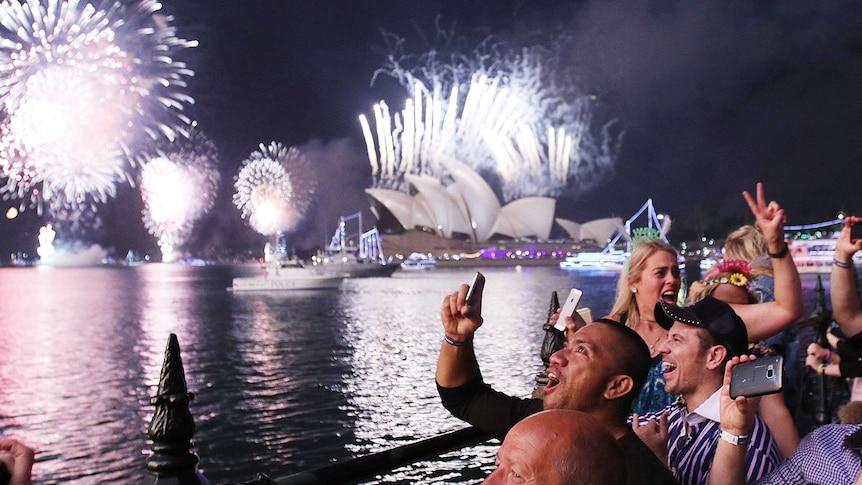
[0,264,644,484]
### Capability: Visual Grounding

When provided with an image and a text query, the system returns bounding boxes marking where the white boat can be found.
[231,258,344,291]
[788,238,862,274]
[784,219,862,273]
[401,252,437,270]
[559,250,627,271]
[559,199,672,272]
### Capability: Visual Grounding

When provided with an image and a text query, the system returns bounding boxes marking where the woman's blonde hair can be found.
[610,239,678,329]
[724,225,774,278]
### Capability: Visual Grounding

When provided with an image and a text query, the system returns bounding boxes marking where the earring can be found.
[631,288,638,294]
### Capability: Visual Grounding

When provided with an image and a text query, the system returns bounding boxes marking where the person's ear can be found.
[604,374,634,400]
[705,345,728,370]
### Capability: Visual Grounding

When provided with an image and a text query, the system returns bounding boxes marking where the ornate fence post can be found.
[533,291,562,398]
[143,333,206,485]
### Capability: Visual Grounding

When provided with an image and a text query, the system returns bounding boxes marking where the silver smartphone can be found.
[729,355,783,399]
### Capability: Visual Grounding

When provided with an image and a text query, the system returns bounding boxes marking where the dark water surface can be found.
[0,263,625,484]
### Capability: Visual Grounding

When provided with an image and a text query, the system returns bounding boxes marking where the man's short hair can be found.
[594,319,651,408]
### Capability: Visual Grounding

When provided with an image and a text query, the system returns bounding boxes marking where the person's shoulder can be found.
[805,423,862,444]
[618,429,679,485]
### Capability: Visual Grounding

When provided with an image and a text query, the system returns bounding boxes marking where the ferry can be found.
[400,252,437,270]
[785,218,862,273]
[231,257,344,291]
[788,238,862,274]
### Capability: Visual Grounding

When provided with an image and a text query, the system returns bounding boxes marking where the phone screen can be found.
[851,222,862,242]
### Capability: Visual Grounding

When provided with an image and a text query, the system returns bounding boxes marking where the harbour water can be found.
[0,263,624,484]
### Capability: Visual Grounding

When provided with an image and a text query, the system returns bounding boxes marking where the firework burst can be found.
[0,0,197,213]
[233,142,316,236]
[362,32,621,202]
[140,127,219,260]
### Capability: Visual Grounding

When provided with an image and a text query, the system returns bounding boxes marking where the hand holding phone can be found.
[730,355,783,399]
[851,221,862,242]
[465,272,485,309]
[555,288,583,331]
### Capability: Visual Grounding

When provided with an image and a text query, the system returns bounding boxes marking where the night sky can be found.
[2,0,862,260]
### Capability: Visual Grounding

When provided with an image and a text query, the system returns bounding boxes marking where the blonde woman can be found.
[606,239,682,414]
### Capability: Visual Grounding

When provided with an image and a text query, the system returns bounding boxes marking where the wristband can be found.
[833,258,854,269]
[824,349,832,363]
[443,334,472,347]
[768,244,789,259]
[720,430,751,446]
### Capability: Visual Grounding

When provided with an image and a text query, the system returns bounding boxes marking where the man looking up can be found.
[484,409,626,485]
[436,281,678,485]
[632,297,781,484]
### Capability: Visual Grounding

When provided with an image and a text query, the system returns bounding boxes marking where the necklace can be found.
[647,333,665,354]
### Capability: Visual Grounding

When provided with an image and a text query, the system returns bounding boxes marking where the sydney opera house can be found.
[364,157,624,259]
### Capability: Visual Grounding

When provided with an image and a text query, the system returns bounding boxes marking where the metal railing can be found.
[140,333,492,485]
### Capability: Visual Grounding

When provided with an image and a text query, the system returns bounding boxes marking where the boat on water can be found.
[788,238,862,274]
[310,212,399,278]
[231,258,344,291]
[559,250,627,271]
[310,250,399,278]
[559,199,672,272]
[401,252,437,270]
[784,219,862,273]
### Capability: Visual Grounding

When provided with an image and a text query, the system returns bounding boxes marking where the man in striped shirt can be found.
[632,297,781,484]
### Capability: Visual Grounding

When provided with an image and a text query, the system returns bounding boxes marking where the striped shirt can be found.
[635,390,781,485]
[755,424,862,485]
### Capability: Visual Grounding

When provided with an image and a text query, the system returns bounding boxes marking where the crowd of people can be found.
[437,183,862,484]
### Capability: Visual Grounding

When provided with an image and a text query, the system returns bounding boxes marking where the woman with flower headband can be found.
[724,223,802,419]
[687,259,801,458]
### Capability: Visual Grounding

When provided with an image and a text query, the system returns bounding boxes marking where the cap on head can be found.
[654,296,749,357]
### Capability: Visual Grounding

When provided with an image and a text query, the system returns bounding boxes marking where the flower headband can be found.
[703,259,751,288]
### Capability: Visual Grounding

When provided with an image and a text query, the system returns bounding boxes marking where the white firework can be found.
[362,35,621,202]
[233,142,316,236]
[140,128,220,256]
[0,0,198,212]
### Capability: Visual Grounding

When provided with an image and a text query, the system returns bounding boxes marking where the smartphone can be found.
[555,288,583,331]
[576,307,593,324]
[729,355,783,399]
[465,272,485,307]
[851,222,862,242]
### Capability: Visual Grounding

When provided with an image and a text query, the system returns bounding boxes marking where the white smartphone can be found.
[555,288,583,331]
[465,272,485,307]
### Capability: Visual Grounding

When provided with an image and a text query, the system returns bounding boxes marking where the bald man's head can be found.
[483,410,626,485]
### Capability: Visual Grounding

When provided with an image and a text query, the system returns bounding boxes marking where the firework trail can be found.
[140,128,220,260]
[233,142,317,236]
[0,0,197,213]
[361,33,621,202]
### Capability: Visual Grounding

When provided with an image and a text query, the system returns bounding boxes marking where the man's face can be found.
[543,324,618,412]
[483,421,565,485]
[656,322,711,396]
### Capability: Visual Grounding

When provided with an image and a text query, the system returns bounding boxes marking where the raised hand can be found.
[742,182,786,250]
[441,283,484,341]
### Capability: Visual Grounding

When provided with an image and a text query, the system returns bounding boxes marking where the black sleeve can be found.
[437,373,543,441]
[838,339,862,378]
